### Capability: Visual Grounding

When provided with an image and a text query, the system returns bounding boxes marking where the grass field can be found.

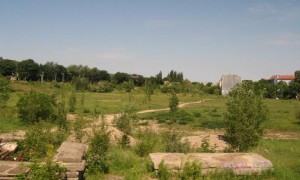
[1,81,300,179]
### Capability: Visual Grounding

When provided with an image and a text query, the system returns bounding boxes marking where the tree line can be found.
[0,58,221,94]
[1,57,299,98]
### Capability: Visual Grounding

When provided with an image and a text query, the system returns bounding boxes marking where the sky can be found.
[0,0,300,83]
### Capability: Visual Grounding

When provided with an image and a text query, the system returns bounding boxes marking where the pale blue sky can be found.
[1,0,299,82]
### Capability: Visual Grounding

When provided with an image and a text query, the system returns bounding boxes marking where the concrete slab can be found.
[54,142,87,163]
[60,160,86,172]
[149,153,185,170]
[0,142,17,152]
[0,161,30,178]
[149,153,273,175]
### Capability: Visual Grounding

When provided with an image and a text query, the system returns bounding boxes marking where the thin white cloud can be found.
[247,3,278,14]
[145,19,179,27]
[264,33,300,45]
[247,2,300,22]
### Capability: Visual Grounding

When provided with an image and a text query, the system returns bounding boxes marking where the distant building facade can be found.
[267,75,295,84]
[219,74,242,96]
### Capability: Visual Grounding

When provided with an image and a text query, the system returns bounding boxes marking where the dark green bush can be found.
[17,91,56,124]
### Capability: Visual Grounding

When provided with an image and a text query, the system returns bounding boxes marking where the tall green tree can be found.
[166,70,184,83]
[224,83,269,152]
[155,71,164,85]
[17,59,40,81]
[40,62,68,82]
[0,59,17,77]
[112,72,130,84]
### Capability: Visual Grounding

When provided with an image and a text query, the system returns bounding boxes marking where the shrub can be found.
[17,122,67,161]
[178,161,202,180]
[115,114,132,135]
[85,121,110,174]
[157,161,171,180]
[169,92,179,112]
[114,102,137,135]
[134,140,154,157]
[162,130,190,153]
[24,159,66,180]
[198,136,217,152]
[121,81,135,92]
[72,77,89,91]
[17,91,56,124]
[95,81,114,93]
[134,128,158,157]
[224,83,269,152]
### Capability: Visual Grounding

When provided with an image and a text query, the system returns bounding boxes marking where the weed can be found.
[162,130,190,153]
[198,135,217,152]
[68,91,76,112]
[72,115,86,143]
[119,134,131,148]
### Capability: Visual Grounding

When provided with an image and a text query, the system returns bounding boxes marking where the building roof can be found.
[268,75,295,80]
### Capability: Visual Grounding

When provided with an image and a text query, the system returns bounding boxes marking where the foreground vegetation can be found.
[0,81,300,179]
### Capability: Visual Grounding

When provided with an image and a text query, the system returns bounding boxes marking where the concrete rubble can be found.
[0,142,18,160]
[0,161,30,180]
[54,141,87,180]
[150,153,273,175]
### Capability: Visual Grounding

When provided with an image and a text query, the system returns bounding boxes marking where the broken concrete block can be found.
[149,153,185,170]
[0,142,18,152]
[149,153,273,175]
[54,142,87,163]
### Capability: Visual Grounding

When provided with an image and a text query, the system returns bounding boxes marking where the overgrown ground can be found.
[1,81,300,179]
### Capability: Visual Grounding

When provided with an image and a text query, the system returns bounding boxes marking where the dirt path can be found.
[137,99,210,114]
